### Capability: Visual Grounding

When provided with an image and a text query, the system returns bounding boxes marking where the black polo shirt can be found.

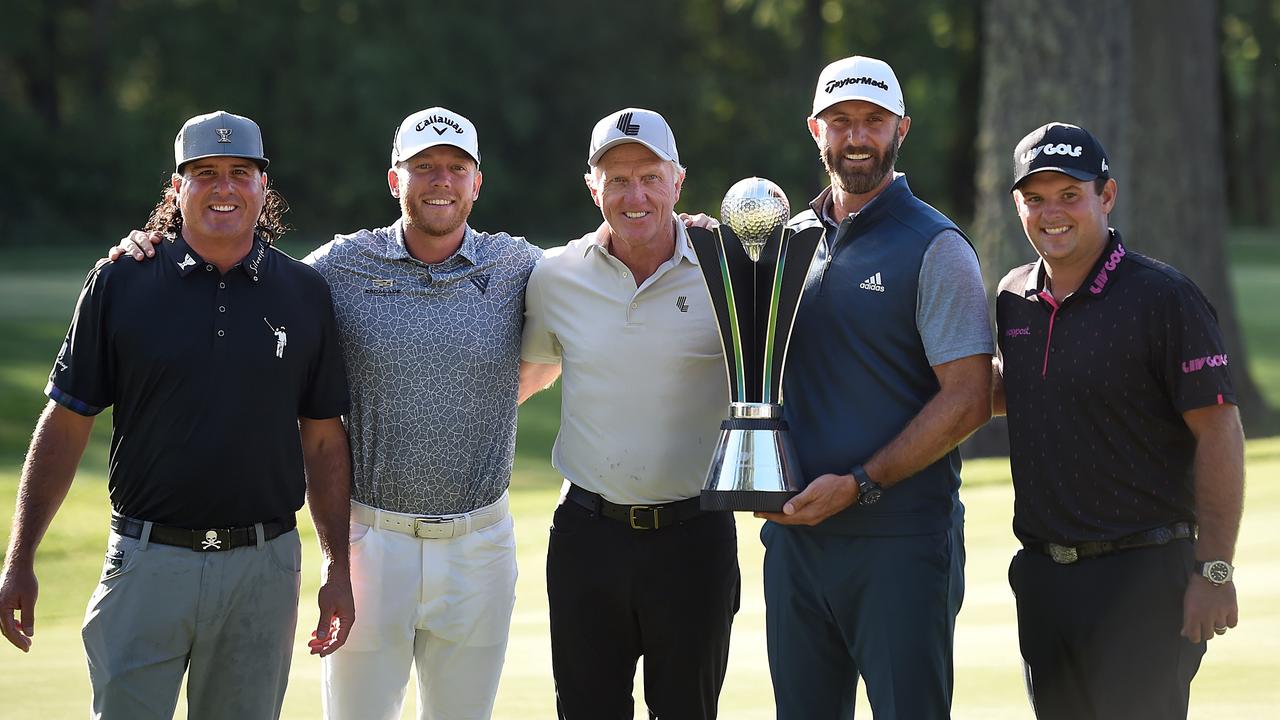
[47,233,350,529]
[996,229,1234,546]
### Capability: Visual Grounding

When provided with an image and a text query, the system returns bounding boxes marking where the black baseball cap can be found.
[1010,122,1109,192]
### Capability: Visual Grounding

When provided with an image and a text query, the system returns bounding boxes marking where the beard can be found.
[821,127,900,195]
[401,193,472,238]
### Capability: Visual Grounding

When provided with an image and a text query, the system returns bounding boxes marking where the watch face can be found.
[1206,561,1231,584]
[858,485,882,506]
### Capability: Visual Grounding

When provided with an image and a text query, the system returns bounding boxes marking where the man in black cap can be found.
[993,122,1245,719]
[0,110,354,719]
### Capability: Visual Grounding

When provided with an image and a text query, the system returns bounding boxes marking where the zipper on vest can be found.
[1038,290,1060,378]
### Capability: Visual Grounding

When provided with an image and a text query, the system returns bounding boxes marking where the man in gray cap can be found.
[111,107,545,720]
[521,108,738,719]
[0,110,355,719]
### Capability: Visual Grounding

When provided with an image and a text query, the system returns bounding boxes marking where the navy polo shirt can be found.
[996,229,1234,546]
[47,233,350,529]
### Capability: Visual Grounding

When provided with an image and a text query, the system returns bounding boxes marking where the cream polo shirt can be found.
[522,217,728,505]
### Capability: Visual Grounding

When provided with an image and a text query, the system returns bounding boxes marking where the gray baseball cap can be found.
[174,110,270,172]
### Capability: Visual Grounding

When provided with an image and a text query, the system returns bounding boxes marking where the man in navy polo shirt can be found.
[0,111,354,719]
[993,122,1245,719]
[756,56,994,718]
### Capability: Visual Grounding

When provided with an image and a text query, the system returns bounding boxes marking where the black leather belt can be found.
[565,484,704,530]
[111,514,296,552]
[1027,522,1196,564]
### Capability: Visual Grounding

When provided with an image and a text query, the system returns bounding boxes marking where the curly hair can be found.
[144,177,291,244]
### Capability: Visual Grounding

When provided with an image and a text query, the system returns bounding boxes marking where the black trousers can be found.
[547,498,740,720]
[1008,540,1207,720]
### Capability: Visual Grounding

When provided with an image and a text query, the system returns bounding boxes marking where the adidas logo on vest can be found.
[859,272,886,292]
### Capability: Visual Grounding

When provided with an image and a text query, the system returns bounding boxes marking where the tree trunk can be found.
[965,0,1272,457]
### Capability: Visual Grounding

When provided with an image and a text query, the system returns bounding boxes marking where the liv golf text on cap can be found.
[392,107,481,167]
[1011,122,1110,192]
[588,108,680,167]
[174,111,269,171]
[812,56,905,118]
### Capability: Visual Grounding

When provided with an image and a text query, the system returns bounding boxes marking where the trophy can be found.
[688,178,823,512]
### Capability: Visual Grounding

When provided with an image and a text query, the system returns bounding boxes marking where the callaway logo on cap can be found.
[588,108,680,167]
[391,107,480,167]
[812,56,905,118]
[1011,122,1110,192]
[174,110,269,171]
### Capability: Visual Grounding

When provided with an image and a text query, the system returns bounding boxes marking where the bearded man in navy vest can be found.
[756,56,994,719]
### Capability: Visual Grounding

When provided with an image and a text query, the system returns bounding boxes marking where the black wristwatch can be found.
[1196,559,1234,586]
[851,465,882,506]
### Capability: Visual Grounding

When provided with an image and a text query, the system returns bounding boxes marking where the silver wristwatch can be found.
[1196,559,1234,586]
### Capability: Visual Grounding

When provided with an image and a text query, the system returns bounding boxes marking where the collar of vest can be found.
[805,173,914,230]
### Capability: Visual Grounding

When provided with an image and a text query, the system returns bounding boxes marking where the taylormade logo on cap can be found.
[392,107,480,167]
[588,108,680,167]
[1010,122,1110,192]
[812,56,905,118]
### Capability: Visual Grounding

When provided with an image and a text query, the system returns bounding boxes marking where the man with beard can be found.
[111,107,542,720]
[755,56,994,719]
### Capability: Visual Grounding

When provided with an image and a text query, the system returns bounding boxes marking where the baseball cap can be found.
[1011,122,1110,192]
[174,110,269,171]
[811,56,905,118]
[391,107,480,167]
[587,108,679,167]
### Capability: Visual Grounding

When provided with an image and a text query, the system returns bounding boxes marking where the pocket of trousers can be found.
[99,532,140,583]
[266,530,303,573]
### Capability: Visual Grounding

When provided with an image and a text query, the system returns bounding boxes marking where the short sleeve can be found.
[299,282,351,420]
[917,230,995,366]
[1159,279,1235,412]
[521,259,563,364]
[46,263,114,416]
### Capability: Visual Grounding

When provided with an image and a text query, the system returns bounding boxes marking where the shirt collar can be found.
[582,214,699,266]
[390,219,480,266]
[1022,229,1126,301]
[164,231,270,282]
[809,172,906,228]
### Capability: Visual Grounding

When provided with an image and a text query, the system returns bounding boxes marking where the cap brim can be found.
[1010,166,1102,193]
[394,140,480,167]
[177,153,270,172]
[588,137,674,166]
[812,95,902,119]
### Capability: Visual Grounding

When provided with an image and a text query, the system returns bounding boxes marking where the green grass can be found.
[1,231,1278,717]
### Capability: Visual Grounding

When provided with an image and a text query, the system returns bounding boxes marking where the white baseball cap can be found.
[391,107,480,167]
[811,56,905,118]
[588,108,679,166]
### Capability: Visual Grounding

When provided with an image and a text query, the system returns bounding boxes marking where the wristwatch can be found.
[1196,560,1234,586]
[851,465,883,506]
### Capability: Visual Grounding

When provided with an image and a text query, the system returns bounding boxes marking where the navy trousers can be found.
[1009,540,1206,720]
[762,522,965,719]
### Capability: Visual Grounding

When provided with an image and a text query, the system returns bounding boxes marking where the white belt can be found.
[350,492,508,540]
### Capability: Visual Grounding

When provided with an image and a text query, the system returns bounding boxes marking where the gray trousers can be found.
[81,525,302,720]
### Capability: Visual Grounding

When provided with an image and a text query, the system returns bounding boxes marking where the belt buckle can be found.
[195,528,231,552]
[413,517,455,540]
[629,505,659,530]
[1048,543,1079,565]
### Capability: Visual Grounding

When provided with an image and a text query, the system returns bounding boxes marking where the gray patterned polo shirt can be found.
[306,221,542,515]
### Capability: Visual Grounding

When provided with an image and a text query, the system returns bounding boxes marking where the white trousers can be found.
[322,498,518,720]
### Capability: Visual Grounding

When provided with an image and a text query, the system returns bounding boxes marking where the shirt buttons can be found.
[218,306,226,313]
[630,302,639,309]
[217,330,225,337]
[219,282,226,289]
[205,264,213,272]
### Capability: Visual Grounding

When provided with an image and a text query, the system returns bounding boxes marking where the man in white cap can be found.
[109,107,544,720]
[755,57,994,718]
[520,108,739,719]
[0,110,354,719]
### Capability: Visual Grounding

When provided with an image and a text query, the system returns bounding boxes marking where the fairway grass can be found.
[0,445,1277,718]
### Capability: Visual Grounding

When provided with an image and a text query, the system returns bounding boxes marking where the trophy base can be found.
[700,489,798,513]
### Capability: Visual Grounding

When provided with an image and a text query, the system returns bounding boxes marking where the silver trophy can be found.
[687,178,823,512]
